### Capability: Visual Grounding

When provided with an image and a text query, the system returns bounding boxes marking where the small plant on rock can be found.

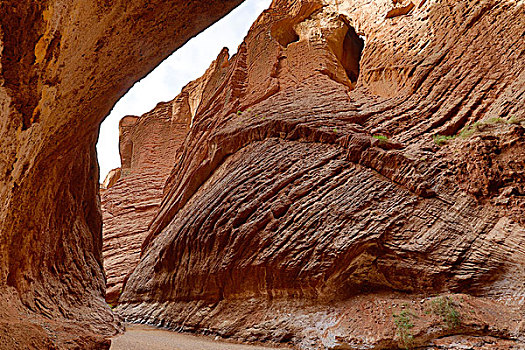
[457,122,481,138]
[434,116,516,146]
[373,134,388,141]
[393,309,414,349]
[486,117,506,124]
[431,296,460,329]
[433,134,455,146]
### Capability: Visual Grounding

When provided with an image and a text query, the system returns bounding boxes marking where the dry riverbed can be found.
[110,324,290,350]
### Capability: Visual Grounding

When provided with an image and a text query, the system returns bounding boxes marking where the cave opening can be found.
[272,24,300,47]
[340,25,365,85]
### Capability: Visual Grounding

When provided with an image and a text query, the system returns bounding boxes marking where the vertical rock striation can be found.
[0,0,244,348]
[116,0,525,349]
[101,100,191,305]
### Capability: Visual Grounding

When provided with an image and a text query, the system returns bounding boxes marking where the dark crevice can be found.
[271,25,299,47]
[340,25,364,85]
[325,22,365,89]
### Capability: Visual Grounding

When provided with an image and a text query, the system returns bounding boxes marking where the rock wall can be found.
[101,50,233,305]
[116,0,525,349]
[101,100,191,305]
[0,0,243,348]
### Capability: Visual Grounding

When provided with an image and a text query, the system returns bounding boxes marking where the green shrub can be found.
[457,122,481,138]
[393,309,414,349]
[435,116,517,146]
[433,134,455,146]
[459,117,509,138]
[486,117,506,124]
[373,134,388,141]
[431,296,460,329]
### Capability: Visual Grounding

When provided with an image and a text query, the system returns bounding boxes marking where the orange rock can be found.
[1,0,524,348]
[102,100,190,305]
[116,0,525,349]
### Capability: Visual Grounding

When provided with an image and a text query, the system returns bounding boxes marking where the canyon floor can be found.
[110,324,290,350]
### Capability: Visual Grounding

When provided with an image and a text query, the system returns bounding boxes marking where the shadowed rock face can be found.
[0,0,243,348]
[115,0,525,348]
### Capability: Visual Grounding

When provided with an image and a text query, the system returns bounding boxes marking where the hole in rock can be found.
[340,25,365,84]
[272,24,300,47]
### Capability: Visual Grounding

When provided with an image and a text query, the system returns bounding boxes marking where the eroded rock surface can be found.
[0,0,243,348]
[101,100,190,305]
[116,0,525,349]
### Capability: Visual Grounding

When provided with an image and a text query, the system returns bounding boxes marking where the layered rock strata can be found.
[116,0,525,349]
[102,46,239,305]
[0,0,243,348]
[101,100,191,305]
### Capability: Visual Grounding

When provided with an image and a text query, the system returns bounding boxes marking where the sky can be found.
[96,0,273,181]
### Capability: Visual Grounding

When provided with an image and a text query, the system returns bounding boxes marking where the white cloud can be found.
[97,0,272,181]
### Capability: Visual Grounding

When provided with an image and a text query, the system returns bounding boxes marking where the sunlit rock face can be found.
[116,0,525,348]
[101,100,191,305]
[0,0,243,348]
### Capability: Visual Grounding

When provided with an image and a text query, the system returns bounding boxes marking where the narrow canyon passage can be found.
[99,0,272,307]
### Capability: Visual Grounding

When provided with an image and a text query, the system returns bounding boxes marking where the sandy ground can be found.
[110,324,290,350]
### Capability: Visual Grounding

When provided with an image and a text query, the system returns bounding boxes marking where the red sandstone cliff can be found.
[113,0,525,349]
[0,0,243,348]
[101,100,190,305]
[101,52,233,305]
[1,0,522,348]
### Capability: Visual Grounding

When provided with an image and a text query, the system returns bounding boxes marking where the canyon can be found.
[1,0,524,349]
[101,101,190,305]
